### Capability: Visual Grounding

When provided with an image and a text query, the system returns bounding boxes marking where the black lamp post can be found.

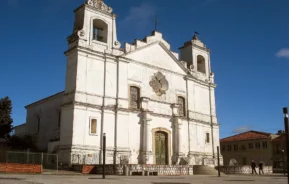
[103,133,106,179]
[283,107,289,183]
[282,150,285,176]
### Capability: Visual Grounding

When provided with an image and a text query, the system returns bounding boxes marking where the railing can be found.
[0,150,58,172]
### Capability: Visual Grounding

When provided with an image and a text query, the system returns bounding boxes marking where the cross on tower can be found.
[154,17,159,31]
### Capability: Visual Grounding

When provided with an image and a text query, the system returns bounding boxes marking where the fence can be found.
[0,150,58,173]
[218,165,273,174]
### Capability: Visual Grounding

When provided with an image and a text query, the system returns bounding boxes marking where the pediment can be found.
[123,42,187,75]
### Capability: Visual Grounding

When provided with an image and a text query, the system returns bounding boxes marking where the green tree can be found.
[9,134,37,151]
[0,97,13,138]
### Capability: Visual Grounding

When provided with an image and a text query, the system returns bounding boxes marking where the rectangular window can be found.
[263,141,268,149]
[234,144,238,151]
[248,143,253,149]
[130,86,140,109]
[255,142,261,149]
[227,145,232,151]
[177,96,186,117]
[90,119,97,135]
[206,133,210,143]
[222,146,225,152]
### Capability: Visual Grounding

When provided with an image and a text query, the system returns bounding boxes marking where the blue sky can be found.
[0,0,289,138]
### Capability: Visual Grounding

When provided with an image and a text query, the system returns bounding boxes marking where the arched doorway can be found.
[155,131,168,165]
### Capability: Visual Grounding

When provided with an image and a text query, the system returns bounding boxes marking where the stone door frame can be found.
[152,127,172,165]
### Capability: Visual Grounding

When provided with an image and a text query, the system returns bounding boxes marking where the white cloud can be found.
[7,0,19,7]
[276,48,289,59]
[232,126,251,134]
[119,2,157,32]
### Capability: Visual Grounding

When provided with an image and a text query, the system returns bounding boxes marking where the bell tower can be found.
[67,0,121,52]
[179,34,211,78]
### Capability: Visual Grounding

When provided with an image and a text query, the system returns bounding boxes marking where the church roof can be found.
[220,131,272,143]
[25,91,64,109]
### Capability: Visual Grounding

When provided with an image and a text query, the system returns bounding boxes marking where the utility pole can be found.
[283,107,289,182]
[103,133,106,179]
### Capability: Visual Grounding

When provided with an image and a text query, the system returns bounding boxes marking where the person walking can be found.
[258,162,264,175]
[251,160,257,174]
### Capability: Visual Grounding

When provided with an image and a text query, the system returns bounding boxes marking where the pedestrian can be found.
[251,160,257,174]
[258,162,264,175]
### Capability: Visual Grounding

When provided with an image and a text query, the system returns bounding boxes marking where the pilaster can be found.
[171,104,185,165]
[139,97,153,164]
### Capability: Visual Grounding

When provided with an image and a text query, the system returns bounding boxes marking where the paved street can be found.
[0,174,286,184]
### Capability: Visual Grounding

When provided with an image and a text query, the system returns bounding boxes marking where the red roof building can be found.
[220,131,276,166]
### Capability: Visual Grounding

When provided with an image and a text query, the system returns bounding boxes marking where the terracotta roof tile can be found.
[220,131,271,143]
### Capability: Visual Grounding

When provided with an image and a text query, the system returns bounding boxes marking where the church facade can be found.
[20,0,221,166]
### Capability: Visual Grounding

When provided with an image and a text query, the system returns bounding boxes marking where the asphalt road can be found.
[0,174,286,184]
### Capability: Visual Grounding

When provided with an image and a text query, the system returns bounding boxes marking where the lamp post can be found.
[103,133,106,179]
[283,107,289,183]
[282,150,285,176]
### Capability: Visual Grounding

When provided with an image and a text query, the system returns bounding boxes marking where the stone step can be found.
[193,165,223,175]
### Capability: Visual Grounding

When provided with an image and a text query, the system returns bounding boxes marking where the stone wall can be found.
[82,164,193,176]
[218,165,273,174]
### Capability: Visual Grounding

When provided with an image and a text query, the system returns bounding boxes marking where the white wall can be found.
[25,92,63,151]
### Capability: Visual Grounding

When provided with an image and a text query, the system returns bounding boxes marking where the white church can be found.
[17,0,221,167]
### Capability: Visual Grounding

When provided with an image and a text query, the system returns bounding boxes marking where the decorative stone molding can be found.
[86,0,113,13]
[140,97,150,111]
[149,71,169,96]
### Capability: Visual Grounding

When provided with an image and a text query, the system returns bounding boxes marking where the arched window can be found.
[177,96,186,117]
[130,86,140,109]
[197,55,206,74]
[92,19,108,43]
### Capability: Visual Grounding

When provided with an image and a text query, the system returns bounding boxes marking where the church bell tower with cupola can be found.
[67,0,121,52]
[179,34,212,81]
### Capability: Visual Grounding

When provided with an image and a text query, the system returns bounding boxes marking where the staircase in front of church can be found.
[193,165,224,175]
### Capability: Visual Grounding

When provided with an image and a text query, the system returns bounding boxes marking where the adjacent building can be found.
[272,132,286,170]
[15,0,221,166]
[220,131,278,166]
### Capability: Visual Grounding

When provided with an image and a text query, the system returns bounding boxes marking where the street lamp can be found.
[282,150,285,176]
[103,133,106,179]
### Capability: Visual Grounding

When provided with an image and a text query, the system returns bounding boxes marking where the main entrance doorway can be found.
[155,131,168,165]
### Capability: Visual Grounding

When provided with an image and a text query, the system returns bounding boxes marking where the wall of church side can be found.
[127,112,142,164]
[60,106,74,146]
[116,112,130,149]
[102,110,116,149]
[73,53,105,106]
[118,61,129,108]
[213,126,221,155]
[25,93,63,151]
[189,122,214,154]
[65,52,77,93]
[187,80,218,124]
[104,60,117,104]
[85,56,105,97]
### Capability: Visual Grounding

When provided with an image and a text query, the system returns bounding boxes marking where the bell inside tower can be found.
[92,19,108,43]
